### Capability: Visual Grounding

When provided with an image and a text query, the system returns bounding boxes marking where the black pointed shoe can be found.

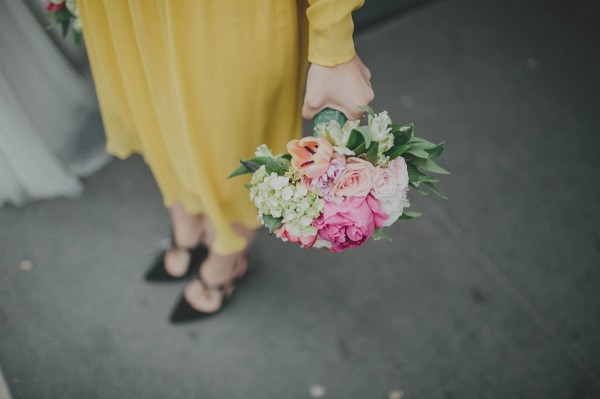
[145,236,207,282]
[169,255,248,323]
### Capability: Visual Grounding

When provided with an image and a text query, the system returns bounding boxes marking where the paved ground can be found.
[1,0,600,398]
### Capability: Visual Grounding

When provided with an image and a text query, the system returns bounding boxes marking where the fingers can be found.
[302,55,375,121]
[302,85,375,121]
[302,95,320,120]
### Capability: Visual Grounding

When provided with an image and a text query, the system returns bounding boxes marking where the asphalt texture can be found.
[1,0,600,398]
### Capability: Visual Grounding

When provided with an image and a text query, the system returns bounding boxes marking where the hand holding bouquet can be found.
[229,107,448,252]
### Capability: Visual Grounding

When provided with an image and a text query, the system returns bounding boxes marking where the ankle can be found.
[200,252,245,285]
[169,203,204,248]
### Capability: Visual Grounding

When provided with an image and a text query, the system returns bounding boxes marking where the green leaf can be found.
[391,124,414,146]
[407,137,437,150]
[358,105,375,117]
[407,164,421,183]
[263,158,290,175]
[241,159,261,172]
[228,163,253,178]
[61,20,69,38]
[346,129,365,150]
[398,211,423,220]
[372,228,392,241]
[364,142,379,164]
[280,153,292,161]
[239,156,289,175]
[351,126,372,148]
[352,142,367,156]
[312,108,347,131]
[419,175,439,183]
[405,148,430,158]
[385,144,410,160]
[410,158,450,175]
[407,164,439,185]
[262,214,283,235]
[410,182,429,195]
[424,182,448,199]
[243,183,252,189]
[352,142,367,157]
[425,142,445,160]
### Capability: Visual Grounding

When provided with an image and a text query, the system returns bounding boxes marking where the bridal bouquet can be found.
[44,0,82,43]
[229,107,448,252]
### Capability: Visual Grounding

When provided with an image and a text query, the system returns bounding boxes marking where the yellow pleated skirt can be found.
[79,1,309,254]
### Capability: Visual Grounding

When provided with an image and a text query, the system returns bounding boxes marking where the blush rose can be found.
[329,157,375,203]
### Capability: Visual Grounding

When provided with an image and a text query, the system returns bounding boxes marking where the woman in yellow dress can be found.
[77,0,374,320]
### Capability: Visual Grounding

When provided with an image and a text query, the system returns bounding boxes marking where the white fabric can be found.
[0,0,110,207]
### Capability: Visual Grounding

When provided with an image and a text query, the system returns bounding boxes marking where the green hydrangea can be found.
[249,167,324,237]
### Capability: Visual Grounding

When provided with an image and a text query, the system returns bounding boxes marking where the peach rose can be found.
[329,157,375,202]
[287,137,333,179]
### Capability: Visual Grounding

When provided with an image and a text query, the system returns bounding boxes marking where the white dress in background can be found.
[0,0,110,208]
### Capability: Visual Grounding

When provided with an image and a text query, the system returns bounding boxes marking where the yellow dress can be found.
[78,0,363,255]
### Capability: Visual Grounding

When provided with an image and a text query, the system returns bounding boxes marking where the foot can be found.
[176,216,256,314]
[183,252,248,313]
[164,203,205,277]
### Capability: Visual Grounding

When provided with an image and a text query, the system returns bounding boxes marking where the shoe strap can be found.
[169,230,206,253]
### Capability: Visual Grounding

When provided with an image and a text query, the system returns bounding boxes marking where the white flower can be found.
[312,238,332,249]
[341,119,360,141]
[66,0,78,15]
[380,193,409,227]
[314,119,360,148]
[71,17,82,32]
[368,111,392,142]
[248,167,324,237]
[65,0,82,32]
[269,175,289,190]
[254,144,273,158]
[314,120,342,146]
[368,111,395,163]
[333,146,355,156]
[281,186,293,201]
[378,157,410,226]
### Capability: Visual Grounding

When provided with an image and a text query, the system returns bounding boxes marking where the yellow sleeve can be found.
[306,0,365,67]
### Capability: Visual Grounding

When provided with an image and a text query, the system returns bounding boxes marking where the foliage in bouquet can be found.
[44,0,82,44]
[229,106,448,252]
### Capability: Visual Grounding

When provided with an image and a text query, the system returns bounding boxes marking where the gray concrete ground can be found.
[2,0,600,398]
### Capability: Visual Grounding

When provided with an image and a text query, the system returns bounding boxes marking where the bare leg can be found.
[164,202,204,277]
[183,216,257,312]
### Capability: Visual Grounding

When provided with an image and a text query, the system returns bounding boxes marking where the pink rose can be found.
[329,157,375,203]
[274,225,318,248]
[314,195,388,252]
[45,1,66,11]
[371,166,397,201]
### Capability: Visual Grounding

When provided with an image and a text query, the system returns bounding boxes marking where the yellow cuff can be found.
[307,0,364,67]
